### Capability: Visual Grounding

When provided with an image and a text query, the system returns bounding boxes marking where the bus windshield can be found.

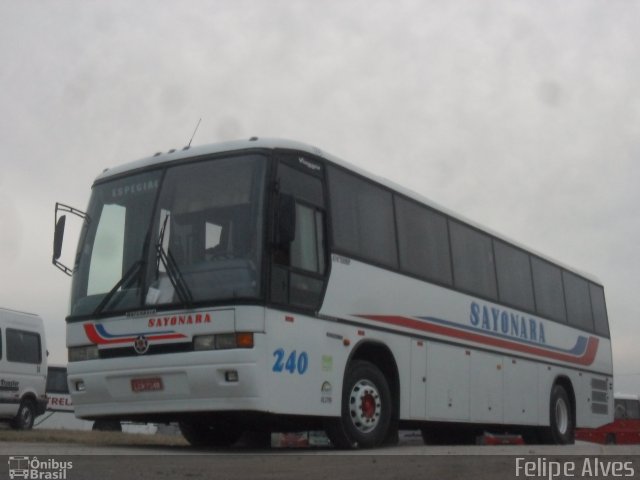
[69,154,266,317]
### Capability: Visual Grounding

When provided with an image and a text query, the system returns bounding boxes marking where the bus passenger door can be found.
[270,154,328,311]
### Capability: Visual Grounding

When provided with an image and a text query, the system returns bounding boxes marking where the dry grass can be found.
[0,428,188,447]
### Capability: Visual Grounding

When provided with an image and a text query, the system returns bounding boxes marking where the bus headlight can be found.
[68,345,99,362]
[193,333,254,351]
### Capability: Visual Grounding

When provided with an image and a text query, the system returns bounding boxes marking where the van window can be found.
[6,329,41,364]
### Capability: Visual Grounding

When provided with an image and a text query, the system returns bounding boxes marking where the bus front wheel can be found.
[325,360,392,449]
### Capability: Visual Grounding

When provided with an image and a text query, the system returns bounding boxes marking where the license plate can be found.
[131,377,163,393]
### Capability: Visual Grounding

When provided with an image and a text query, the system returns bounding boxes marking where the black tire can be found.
[92,420,123,432]
[11,399,36,430]
[605,433,616,445]
[542,384,575,444]
[179,421,243,448]
[325,360,392,449]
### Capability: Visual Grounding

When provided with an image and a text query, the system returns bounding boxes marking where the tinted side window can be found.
[563,271,594,332]
[450,221,497,299]
[615,399,640,420]
[532,258,566,322]
[278,163,324,207]
[328,167,398,268]
[6,329,41,364]
[494,241,535,311]
[395,196,452,285]
[590,284,610,337]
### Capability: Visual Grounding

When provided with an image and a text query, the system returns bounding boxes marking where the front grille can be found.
[99,342,193,359]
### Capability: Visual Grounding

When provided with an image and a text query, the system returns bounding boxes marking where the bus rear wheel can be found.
[325,360,392,449]
[179,421,242,448]
[543,384,575,444]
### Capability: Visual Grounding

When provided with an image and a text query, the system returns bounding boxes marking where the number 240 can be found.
[272,349,309,374]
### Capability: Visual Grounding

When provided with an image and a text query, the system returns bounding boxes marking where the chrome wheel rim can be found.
[349,379,382,434]
[555,398,569,434]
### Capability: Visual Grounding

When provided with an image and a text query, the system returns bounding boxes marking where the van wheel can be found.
[11,399,36,430]
[325,360,392,449]
[179,421,243,448]
[542,384,575,444]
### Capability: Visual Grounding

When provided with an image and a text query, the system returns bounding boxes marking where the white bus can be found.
[52,138,613,448]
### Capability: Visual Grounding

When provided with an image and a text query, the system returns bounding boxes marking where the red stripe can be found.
[357,315,598,366]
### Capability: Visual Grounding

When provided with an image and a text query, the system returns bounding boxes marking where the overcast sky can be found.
[1,1,638,390]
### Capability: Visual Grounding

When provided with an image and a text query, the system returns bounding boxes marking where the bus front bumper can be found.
[67,351,265,419]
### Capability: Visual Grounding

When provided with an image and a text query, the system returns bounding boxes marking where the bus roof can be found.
[95,137,601,285]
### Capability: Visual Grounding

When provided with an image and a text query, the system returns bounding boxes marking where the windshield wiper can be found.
[93,260,145,316]
[155,214,193,306]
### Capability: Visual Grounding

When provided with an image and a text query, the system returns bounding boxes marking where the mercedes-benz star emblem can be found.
[133,335,150,355]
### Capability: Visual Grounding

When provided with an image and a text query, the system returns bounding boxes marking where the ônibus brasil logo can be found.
[8,456,72,479]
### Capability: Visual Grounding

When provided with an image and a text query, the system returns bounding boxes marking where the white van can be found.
[0,307,47,429]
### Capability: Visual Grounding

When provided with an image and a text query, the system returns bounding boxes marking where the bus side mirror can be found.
[52,202,88,276]
[53,215,66,261]
[275,194,296,248]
